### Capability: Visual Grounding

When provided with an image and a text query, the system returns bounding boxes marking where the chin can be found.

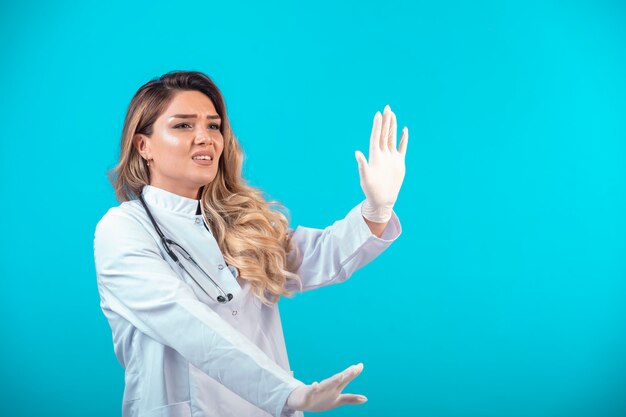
[198,174,217,186]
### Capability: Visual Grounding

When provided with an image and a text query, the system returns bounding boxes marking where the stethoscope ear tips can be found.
[217,293,234,303]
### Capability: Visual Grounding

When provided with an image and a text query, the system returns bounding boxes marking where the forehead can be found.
[163,90,217,115]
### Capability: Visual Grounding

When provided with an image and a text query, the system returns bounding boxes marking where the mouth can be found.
[192,157,214,166]
[191,152,216,166]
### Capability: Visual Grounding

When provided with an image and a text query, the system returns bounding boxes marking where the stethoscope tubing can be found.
[138,190,234,303]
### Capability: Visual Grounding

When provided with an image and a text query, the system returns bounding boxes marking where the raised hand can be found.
[286,363,368,412]
[355,105,408,223]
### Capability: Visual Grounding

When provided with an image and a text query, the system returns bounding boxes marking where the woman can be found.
[93,70,407,417]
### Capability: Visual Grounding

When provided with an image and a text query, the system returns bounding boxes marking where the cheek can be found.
[154,134,188,162]
[150,137,190,173]
[159,132,185,149]
[209,140,224,162]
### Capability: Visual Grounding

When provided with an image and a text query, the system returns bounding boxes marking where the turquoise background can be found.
[1,0,625,416]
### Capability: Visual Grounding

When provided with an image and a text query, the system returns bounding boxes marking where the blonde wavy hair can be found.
[108,70,303,306]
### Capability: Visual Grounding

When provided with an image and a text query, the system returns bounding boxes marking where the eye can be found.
[209,124,221,130]
[174,123,192,129]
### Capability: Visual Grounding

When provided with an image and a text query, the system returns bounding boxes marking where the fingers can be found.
[320,371,344,389]
[338,393,368,405]
[365,104,407,180]
[355,150,368,180]
[338,363,363,390]
[301,364,367,412]
[381,105,391,151]
[318,363,363,392]
[398,126,409,156]
[372,105,403,153]
[389,110,397,151]
[369,111,382,158]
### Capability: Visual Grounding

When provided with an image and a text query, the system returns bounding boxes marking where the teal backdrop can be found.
[1,1,625,416]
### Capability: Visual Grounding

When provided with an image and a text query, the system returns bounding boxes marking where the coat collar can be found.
[141,185,200,216]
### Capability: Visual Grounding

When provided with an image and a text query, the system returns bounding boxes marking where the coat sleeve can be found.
[284,199,402,293]
[93,209,304,417]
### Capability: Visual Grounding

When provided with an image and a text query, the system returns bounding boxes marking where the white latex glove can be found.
[286,363,367,412]
[355,105,408,223]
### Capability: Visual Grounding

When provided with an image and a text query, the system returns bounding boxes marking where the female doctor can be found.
[93,70,407,417]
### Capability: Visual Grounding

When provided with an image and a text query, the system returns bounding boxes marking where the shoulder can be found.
[94,200,147,240]
[94,199,162,264]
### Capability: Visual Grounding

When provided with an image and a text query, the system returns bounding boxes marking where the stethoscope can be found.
[138,191,234,304]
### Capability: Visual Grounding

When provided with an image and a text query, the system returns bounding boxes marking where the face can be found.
[134,90,224,199]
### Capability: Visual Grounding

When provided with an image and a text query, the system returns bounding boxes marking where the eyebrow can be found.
[169,114,221,120]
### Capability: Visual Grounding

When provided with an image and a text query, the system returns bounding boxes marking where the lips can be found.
[192,158,214,166]
[191,150,215,161]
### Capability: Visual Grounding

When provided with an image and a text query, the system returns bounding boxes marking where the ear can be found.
[133,133,151,160]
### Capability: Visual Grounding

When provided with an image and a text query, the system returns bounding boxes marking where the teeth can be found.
[193,155,212,160]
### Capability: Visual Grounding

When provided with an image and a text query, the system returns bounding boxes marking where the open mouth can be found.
[192,155,214,165]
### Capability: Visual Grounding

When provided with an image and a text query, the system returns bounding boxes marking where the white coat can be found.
[93,184,402,417]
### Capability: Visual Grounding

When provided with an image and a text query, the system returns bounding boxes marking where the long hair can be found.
[108,70,303,305]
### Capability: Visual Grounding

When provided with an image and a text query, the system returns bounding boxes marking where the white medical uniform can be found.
[93,184,402,417]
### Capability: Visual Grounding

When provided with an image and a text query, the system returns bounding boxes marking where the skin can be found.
[133,90,407,240]
[136,90,408,411]
[134,90,224,199]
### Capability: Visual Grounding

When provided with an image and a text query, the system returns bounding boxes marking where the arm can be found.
[284,199,402,293]
[94,210,303,417]
[283,105,409,412]
[284,104,408,294]
[363,216,389,238]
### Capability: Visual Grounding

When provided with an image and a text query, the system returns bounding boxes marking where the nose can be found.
[194,129,213,145]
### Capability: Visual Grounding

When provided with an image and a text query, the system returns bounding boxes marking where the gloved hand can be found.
[355,105,408,223]
[286,363,367,412]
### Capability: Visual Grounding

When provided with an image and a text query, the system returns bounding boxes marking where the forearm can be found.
[363,216,389,238]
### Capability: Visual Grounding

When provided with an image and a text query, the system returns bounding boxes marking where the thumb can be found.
[355,150,368,179]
